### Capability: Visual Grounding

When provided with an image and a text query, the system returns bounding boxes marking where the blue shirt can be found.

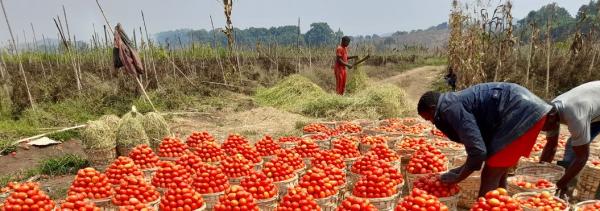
[433,83,552,170]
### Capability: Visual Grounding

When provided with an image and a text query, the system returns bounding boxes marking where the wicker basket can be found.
[344,157,359,171]
[507,175,557,195]
[347,171,361,191]
[573,200,600,211]
[574,163,600,201]
[253,160,264,171]
[303,157,312,170]
[439,193,461,211]
[389,160,401,171]
[262,155,275,163]
[315,193,339,211]
[229,176,244,186]
[274,174,299,198]
[513,192,570,211]
[85,148,117,170]
[352,119,373,128]
[201,191,224,210]
[193,203,207,211]
[386,136,403,149]
[357,191,402,211]
[147,197,161,210]
[302,134,332,150]
[358,143,373,154]
[257,194,278,211]
[159,156,179,162]
[91,197,111,208]
[336,182,350,204]
[457,175,480,209]
[295,166,307,178]
[141,168,157,183]
[514,163,565,183]
[279,142,298,149]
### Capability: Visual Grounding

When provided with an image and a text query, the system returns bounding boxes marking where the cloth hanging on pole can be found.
[113,23,144,75]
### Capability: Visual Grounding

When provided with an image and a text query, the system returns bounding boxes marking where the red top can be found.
[334,46,348,70]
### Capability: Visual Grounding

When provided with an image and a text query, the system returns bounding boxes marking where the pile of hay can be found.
[256,75,413,120]
[81,114,120,169]
[255,74,327,112]
[346,66,369,94]
[141,112,170,150]
[116,106,149,156]
[98,114,121,128]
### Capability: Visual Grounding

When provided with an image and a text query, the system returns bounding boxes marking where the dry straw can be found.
[116,106,149,156]
[141,112,170,150]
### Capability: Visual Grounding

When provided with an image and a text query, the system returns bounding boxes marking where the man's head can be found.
[418,91,441,122]
[341,36,351,47]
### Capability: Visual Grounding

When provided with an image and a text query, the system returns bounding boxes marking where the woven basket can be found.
[201,191,224,210]
[358,143,373,154]
[352,119,373,128]
[514,163,565,183]
[253,160,264,171]
[193,203,207,211]
[457,175,481,209]
[295,166,307,178]
[316,139,332,150]
[389,160,401,171]
[347,171,361,191]
[359,191,402,211]
[439,192,461,211]
[344,157,359,171]
[336,182,350,205]
[257,194,278,211]
[229,176,244,186]
[513,192,570,211]
[159,156,179,162]
[91,197,111,208]
[507,175,557,195]
[262,155,275,163]
[315,193,339,211]
[85,148,117,170]
[573,200,600,211]
[141,168,157,183]
[279,142,297,149]
[574,163,600,201]
[147,197,161,210]
[274,174,299,198]
[303,158,312,170]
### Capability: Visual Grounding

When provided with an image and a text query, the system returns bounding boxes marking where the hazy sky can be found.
[0,0,592,44]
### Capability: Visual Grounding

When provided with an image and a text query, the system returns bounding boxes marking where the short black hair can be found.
[341,36,351,43]
[417,91,441,114]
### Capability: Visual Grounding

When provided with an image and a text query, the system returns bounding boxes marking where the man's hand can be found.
[347,65,353,69]
[555,180,568,197]
[440,172,461,185]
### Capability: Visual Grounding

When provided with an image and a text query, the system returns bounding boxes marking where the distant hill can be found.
[354,23,449,51]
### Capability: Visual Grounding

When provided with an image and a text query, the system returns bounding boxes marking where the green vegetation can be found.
[38,154,89,176]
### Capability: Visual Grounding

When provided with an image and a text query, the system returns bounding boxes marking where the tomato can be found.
[395,189,448,211]
[158,137,188,158]
[336,122,362,134]
[192,141,225,162]
[368,144,399,162]
[255,135,282,157]
[68,168,113,199]
[311,150,345,170]
[128,144,160,170]
[406,145,447,174]
[59,193,99,211]
[293,139,321,158]
[222,134,249,156]
[277,187,320,210]
[413,174,460,198]
[159,188,204,210]
[517,191,566,210]
[213,185,258,211]
[470,188,522,211]
[240,171,277,200]
[2,182,56,211]
[220,154,253,178]
[191,164,230,194]
[151,162,191,189]
[112,176,159,206]
[273,149,306,172]
[105,157,144,185]
[303,123,331,134]
[298,168,338,199]
[262,157,295,182]
[186,131,215,148]
[331,137,361,159]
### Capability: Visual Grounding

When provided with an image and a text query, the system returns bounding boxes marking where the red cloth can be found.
[334,46,348,95]
[486,116,547,167]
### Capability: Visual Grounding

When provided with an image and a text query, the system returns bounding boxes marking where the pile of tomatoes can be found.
[128,144,160,170]
[412,174,460,198]
[578,201,600,211]
[105,157,144,185]
[255,135,281,157]
[336,122,362,134]
[175,153,208,174]
[368,145,400,163]
[277,187,320,211]
[191,164,230,194]
[240,171,278,200]
[332,138,361,159]
[68,167,113,199]
[2,182,56,211]
[221,154,253,178]
[158,187,205,211]
[470,188,522,211]
[193,141,225,163]
[59,193,100,211]
[112,176,160,206]
[311,150,345,169]
[518,191,567,210]
[359,136,387,146]
[395,188,449,211]
[298,168,338,199]
[117,198,152,211]
[213,185,259,211]
[236,144,262,164]
[318,165,346,188]
[186,131,215,148]
[158,137,188,158]
[303,123,331,134]
[406,145,447,174]
[590,160,600,167]
[262,158,296,182]
[351,155,390,175]
[353,171,398,198]
[151,162,191,189]
[274,149,305,172]
[222,134,249,155]
[305,134,330,142]
[293,139,321,158]
[278,136,303,143]
[337,196,378,211]
[515,178,554,190]
[395,137,427,151]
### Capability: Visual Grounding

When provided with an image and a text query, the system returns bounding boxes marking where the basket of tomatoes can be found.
[574,160,600,201]
[413,174,461,211]
[507,175,556,195]
[514,191,569,211]
[574,200,600,211]
[514,162,565,183]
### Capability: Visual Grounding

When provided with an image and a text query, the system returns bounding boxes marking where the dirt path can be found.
[380,65,445,102]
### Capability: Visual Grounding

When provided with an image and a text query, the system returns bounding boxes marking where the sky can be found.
[0,0,592,44]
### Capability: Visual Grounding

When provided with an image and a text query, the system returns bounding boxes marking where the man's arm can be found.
[337,56,353,69]
[440,104,487,184]
[540,128,560,162]
[348,56,358,60]
[556,144,589,196]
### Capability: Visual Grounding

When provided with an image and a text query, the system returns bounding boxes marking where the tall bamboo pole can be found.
[0,0,35,109]
[545,5,553,98]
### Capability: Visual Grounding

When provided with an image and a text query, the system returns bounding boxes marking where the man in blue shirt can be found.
[417,82,553,197]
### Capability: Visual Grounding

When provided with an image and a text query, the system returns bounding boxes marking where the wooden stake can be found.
[0,0,35,110]
[62,5,72,43]
[141,10,159,88]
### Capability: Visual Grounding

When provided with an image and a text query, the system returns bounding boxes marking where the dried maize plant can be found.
[222,0,234,51]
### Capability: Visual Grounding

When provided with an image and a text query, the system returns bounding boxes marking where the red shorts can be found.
[486,116,547,167]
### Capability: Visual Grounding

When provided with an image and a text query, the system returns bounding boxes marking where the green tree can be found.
[305,22,335,47]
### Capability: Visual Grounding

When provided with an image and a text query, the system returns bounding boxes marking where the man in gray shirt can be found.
[541,81,600,196]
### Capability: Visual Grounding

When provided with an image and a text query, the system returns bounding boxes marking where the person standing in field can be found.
[417,82,554,197]
[334,36,358,95]
[539,81,600,196]
[445,66,457,91]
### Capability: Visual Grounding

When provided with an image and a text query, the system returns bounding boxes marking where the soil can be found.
[379,65,445,103]
[0,140,85,177]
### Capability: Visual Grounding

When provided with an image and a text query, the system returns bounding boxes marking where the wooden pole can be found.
[141,10,159,88]
[0,0,35,110]
[545,5,553,98]
[62,5,72,43]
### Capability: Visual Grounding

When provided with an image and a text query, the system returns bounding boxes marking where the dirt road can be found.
[380,65,445,103]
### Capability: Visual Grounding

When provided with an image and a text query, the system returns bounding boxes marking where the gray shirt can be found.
[552,81,600,146]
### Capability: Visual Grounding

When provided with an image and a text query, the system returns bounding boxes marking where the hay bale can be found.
[141,112,170,150]
[80,120,117,169]
[98,114,121,127]
[255,74,327,112]
[346,67,368,94]
[116,106,149,156]
[353,84,413,118]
